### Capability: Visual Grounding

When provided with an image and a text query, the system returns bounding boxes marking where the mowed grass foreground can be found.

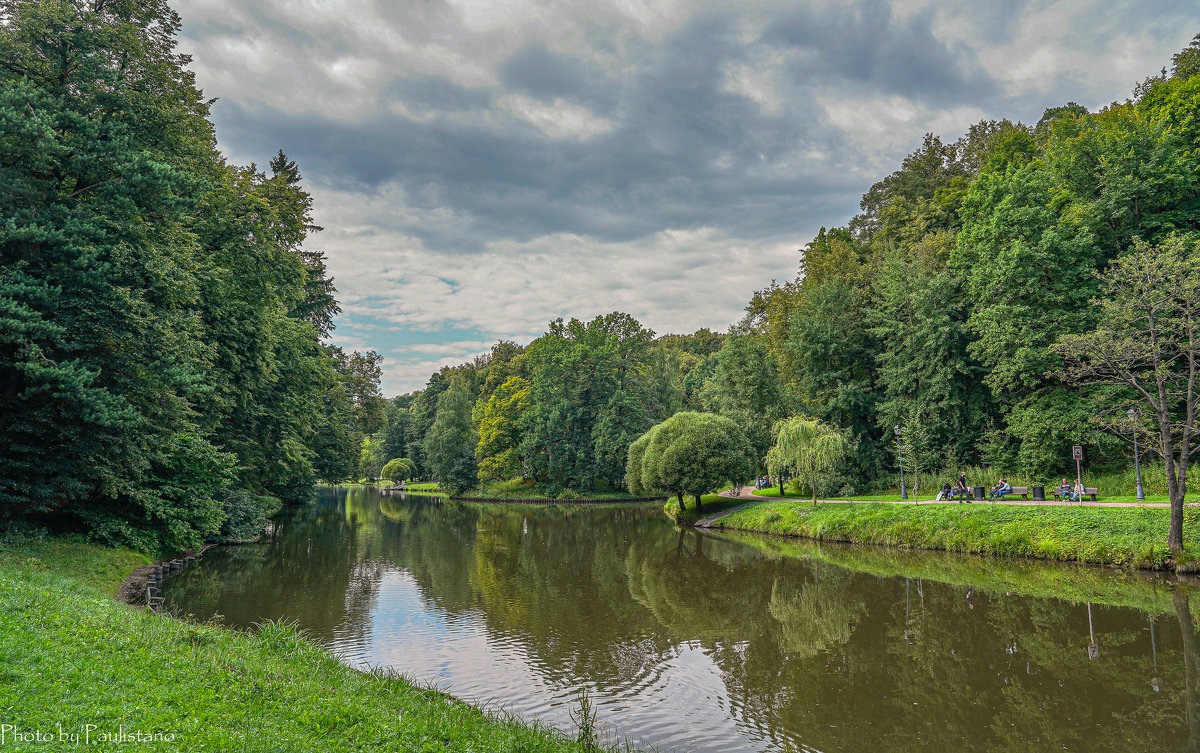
[0,536,619,753]
[714,500,1200,569]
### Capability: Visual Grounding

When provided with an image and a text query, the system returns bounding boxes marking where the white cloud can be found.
[171,0,1198,397]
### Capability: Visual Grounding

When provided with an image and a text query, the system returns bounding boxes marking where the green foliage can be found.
[381,458,417,483]
[476,376,532,482]
[519,313,655,492]
[1055,235,1200,552]
[213,489,281,544]
[358,436,385,482]
[627,412,755,508]
[766,417,851,505]
[423,382,479,494]
[1173,33,1200,80]
[704,334,788,465]
[0,1,378,552]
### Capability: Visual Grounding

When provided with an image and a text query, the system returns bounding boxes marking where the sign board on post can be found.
[1072,446,1084,503]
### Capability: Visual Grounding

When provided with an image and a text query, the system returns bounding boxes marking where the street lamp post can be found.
[894,424,907,501]
[1127,407,1145,502]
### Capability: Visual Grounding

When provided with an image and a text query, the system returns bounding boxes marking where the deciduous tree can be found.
[766,417,851,506]
[1056,236,1200,554]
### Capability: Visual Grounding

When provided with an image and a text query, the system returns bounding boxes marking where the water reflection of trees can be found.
[164,487,385,642]
[167,487,1200,752]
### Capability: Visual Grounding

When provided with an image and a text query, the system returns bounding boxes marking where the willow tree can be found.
[766,417,850,506]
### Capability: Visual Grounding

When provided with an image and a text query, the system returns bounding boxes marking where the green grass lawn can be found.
[753,487,916,502]
[399,482,448,495]
[715,499,1200,570]
[0,532,629,752]
[664,489,749,523]
[751,484,1197,505]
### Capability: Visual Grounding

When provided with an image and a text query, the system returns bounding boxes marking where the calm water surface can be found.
[162,486,1200,752]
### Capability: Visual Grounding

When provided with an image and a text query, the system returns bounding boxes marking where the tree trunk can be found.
[695,494,703,513]
[811,480,818,507]
[1156,402,1185,555]
[1172,491,1187,556]
[677,493,684,513]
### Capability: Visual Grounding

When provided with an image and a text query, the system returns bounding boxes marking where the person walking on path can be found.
[954,472,970,503]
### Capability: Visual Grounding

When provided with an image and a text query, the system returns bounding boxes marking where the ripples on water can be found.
[163,486,1200,753]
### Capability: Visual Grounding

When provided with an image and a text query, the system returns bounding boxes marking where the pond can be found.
[162,486,1199,752]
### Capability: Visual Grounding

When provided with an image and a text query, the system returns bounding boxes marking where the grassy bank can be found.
[664,491,746,524]
[713,499,1200,570]
[0,533,624,752]
[397,481,448,495]
[751,483,1197,505]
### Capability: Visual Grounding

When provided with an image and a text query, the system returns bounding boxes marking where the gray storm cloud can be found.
[173,0,1196,392]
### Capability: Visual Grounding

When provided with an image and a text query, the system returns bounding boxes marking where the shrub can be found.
[212,490,281,544]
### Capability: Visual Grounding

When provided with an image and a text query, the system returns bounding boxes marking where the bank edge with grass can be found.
[0,534,634,753]
[709,499,1200,571]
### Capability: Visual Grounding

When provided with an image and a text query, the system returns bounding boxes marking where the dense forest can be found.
[3,0,1199,552]
[381,35,1200,504]
[0,0,385,552]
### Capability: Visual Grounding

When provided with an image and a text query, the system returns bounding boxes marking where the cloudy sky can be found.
[173,0,1197,395]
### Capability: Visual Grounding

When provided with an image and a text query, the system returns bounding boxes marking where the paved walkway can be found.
[711,485,1176,511]
[693,498,764,527]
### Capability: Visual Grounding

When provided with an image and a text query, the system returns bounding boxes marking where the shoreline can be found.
[0,535,623,753]
[697,497,1199,573]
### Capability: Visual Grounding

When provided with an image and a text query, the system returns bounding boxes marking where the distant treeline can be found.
[0,1,385,552]
[383,35,1200,497]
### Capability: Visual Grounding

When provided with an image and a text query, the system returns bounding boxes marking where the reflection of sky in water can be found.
[336,569,777,753]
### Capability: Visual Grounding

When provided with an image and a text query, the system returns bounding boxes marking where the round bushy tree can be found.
[381,457,417,483]
[626,412,755,512]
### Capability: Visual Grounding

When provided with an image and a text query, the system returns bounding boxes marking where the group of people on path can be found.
[934,472,974,502]
[931,472,1086,502]
[753,475,772,490]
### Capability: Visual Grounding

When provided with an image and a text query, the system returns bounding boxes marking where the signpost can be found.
[1072,445,1083,488]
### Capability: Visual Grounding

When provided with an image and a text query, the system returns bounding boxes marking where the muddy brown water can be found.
[161,486,1200,752]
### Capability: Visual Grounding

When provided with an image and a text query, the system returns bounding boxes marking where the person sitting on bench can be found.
[1057,478,1072,502]
[1071,479,1084,503]
[988,479,1012,501]
[935,482,952,501]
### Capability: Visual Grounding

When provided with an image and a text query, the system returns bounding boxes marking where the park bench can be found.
[1008,484,1099,503]
[995,486,1099,501]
